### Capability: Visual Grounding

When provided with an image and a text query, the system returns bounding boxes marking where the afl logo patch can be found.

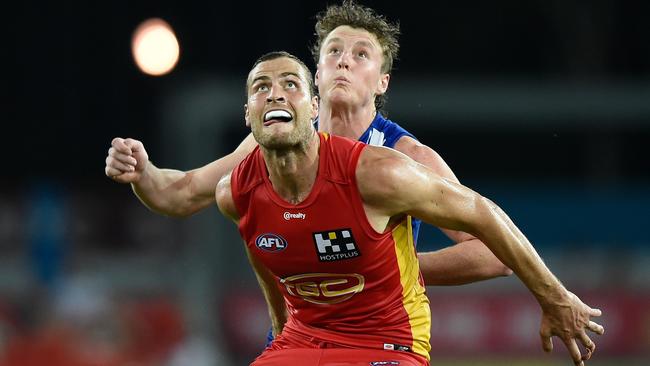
[255,233,288,252]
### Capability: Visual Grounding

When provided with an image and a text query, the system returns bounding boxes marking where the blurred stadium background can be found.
[2,0,649,365]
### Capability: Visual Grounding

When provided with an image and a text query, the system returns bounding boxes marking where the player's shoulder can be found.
[394,135,445,165]
[394,135,430,156]
[215,171,239,222]
[322,132,367,182]
[357,144,411,180]
[355,145,417,206]
[393,135,460,182]
[232,144,265,195]
[215,171,232,202]
[327,132,359,147]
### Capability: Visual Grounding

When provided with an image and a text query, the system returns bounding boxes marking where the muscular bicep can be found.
[358,146,483,235]
[395,136,477,243]
[404,172,483,234]
[394,136,460,183]
[189,133,257,212]
[215,172,240,223]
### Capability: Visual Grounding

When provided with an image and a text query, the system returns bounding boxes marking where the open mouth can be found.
[264,110,293,126]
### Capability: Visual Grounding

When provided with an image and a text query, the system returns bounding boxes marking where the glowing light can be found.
[131,18,180,76]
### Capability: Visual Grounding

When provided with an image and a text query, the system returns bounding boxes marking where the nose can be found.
[336,51,351,70]
[266,86,286,104]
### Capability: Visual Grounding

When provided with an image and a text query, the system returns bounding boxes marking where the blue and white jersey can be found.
[359,113,421,245]
[315,113,422,245]
[358,113,416,149]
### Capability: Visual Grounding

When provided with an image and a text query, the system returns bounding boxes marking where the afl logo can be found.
[255,233,288,252]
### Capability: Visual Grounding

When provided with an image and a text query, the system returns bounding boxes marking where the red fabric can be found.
[252,347,429,366]
[231,132,426,355]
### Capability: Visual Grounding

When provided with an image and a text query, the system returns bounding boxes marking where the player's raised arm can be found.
[105,133,257,217]
[356,145,604,366]
[394,136,512,285]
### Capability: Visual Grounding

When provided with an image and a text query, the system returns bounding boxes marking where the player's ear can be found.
[310,96,319,120]
[244,104,251,127]
[314,69,320,87]
[376,73,390,95]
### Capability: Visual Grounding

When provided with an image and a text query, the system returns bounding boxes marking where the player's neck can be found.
[318,101,375,140]
[261,132,321,205]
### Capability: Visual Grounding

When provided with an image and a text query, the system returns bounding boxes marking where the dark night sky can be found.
[3,0,649,183]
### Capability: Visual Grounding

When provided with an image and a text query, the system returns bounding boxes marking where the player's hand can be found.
[105,137,149,183]
[539,290,604,366]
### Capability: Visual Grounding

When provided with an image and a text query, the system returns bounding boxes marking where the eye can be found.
[357,50,368,59]
[257,84,269,92]
[328,47,340,55]
[286,81,297,89]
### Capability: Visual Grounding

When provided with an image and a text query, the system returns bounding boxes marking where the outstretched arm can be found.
[215,172,288,336]
[394,136,511,285]
[416,240,511,285]
[105,133,257,217]
[244,245,288,337]
[357,146,604,366]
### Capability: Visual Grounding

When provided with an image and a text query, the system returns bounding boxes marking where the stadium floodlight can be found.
[131,18,180,76]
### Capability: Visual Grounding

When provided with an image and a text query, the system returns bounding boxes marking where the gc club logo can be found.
[255,233,288,252]
[280,273,365,304]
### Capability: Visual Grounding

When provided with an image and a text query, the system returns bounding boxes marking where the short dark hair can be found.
[248,51,315,98]
[311,0,400,111]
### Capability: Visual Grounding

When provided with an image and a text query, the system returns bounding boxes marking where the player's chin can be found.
[260,130,298,149]
[327,89,355,104]
[264,122,296,137]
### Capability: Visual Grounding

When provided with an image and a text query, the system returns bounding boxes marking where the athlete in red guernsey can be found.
[231,132,430,364]
[215,52,603,366]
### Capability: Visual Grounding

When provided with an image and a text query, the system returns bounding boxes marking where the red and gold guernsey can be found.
[231,132,431,360]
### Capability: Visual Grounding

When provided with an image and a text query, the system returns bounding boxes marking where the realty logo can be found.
[283,212,306,220]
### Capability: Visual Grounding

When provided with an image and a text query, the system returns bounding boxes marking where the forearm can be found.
[244,246,288,335]
[475,200,608,364]
[131,162,207,217]
[475,198,567,304]
[419,238,512,286]
[263,282,289,336]
[253,270,288,335]
[132,134,257,217]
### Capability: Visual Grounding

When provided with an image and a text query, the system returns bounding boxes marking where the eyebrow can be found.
[251,72,302,85]
[280,71,301,79]
[325,37,376,50]
[325,37,343,46]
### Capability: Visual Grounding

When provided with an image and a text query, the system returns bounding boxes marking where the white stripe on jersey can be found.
[367,128,386,146]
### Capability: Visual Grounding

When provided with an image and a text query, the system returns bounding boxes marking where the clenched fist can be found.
[105,137,149,183]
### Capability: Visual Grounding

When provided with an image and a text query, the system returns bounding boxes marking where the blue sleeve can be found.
[265,327,274,347]
[383,120,417,148]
